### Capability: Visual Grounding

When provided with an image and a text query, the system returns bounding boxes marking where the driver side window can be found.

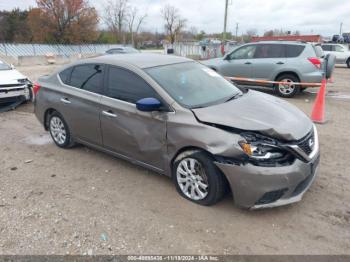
[106,66,162,104]
[229,45,256,60]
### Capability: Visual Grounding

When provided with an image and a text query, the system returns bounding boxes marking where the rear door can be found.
[100,66,167,171]
[57,64,104,145]
[250,44,286,80]
[219,44,256,78]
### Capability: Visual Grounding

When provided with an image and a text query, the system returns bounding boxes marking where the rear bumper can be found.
[215,153,320,209]
[300,71,324,86]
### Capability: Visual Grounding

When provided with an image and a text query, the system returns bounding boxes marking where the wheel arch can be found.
[170,146,232,195]
[171,146,212,167]
[274,71,301,82]
[43,108,58,130]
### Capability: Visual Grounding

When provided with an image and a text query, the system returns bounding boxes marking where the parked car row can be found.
[332,34,350,44]
[33,53,320,209]
[321,43,350,68]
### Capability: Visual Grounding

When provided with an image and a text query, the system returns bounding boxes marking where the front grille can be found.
[296,130,314,155]
[0,83,24,88]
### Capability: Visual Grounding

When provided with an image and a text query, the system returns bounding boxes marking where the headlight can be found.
[239,132,286,160]
[239,141,284,159]
[18,78,31,84]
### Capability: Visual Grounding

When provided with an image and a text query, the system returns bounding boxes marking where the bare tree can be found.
[127,7,147,47]
[161,4,186,44]
[104,0,129,43]
[246,28,258,37]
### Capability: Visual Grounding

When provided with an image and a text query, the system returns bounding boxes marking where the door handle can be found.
[245,62,252,65]
[276,62,284,65]
[102,110,117,118]
[60,98,71,104]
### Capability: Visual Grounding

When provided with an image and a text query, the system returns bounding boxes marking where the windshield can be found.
[145,62,242,108]
[0,61,11,70]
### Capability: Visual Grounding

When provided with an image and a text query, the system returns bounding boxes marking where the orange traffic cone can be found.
[311,78,327,124]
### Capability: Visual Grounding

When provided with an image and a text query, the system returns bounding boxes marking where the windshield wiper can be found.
[225,92,242,102]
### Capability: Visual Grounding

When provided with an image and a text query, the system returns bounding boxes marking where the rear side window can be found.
[59,67,72,85]
[70,64,104,94]
[106,66,160,104]
[286,45,305,58]
[254,44,285,58]
[321,45,332,51]
[313,46,324,58]
[106,48,123,54]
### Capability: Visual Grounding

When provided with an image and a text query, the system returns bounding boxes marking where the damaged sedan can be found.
[34,54,320,209]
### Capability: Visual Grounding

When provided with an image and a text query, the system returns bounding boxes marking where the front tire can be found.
[347,59,350,68]
[48,112,75,148]
[173,151,226,206]
[274,74,300,98]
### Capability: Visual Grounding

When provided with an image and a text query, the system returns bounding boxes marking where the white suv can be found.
[321,44,350,68]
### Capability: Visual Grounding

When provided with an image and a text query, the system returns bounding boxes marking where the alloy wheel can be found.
[50,116,67,145]
[176,158,209,201]
[278,78,295,95]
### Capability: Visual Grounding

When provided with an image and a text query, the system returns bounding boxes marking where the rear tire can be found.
[274,74,300,98]
[347,59,350,68]
[48,112,75,148]
[173,150,226,206]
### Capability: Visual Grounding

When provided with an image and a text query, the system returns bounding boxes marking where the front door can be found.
[100,66,167,171]
[333,45,348,63]
[219,44,257,78]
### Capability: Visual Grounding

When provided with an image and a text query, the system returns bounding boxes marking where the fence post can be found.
[32,44,36,56]
[3,43,8,56]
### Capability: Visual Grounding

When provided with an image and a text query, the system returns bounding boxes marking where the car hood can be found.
[0,69,27,85]
[200,58,226,67]
[192,90,313,141]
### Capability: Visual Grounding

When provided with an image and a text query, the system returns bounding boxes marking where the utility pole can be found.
[340,22,343,35]
[223,0,229,41]
[235,22,239,39]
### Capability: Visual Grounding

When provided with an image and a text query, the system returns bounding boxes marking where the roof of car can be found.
[84,53,192,69]
[249,41,307,45]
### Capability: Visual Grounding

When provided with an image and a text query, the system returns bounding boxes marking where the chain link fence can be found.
[0,43,125,59]
[164,43,239,60]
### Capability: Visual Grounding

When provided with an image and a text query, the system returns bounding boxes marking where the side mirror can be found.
[223,54,230,60]
[136,97,162,112]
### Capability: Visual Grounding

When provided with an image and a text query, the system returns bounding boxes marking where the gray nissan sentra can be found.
[34,53,320,209]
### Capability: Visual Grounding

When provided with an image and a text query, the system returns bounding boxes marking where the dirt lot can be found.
[0,64,349,255]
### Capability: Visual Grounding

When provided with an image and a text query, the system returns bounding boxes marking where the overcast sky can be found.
[1,0,349,36]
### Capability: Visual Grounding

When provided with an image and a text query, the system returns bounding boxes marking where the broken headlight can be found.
[18,78,32,85]
[239,132,287,161]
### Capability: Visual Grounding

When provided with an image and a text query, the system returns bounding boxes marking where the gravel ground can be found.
[0,64,349,255]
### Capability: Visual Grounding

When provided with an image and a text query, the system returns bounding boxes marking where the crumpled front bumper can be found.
[0,85,30,101]
[215,153,320,209]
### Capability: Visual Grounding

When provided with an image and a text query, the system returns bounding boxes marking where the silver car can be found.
[202,41,327,98]
[34,54,320,209]
[321,44,350,68]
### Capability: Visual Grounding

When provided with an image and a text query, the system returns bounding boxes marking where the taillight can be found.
[33,83,41,96]
[308,57,321,69]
